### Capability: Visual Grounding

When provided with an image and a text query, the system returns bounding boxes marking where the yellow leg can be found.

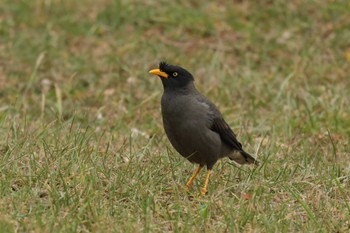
[185,165,202,191]
[201,169,211,195]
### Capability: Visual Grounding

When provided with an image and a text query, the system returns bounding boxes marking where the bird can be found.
[149,62,259,195]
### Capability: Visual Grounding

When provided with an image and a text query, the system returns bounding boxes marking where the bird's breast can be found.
[161,93,221,164]
[161,93,211,124]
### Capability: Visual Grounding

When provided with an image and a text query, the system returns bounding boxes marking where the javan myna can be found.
[149,62,259,195]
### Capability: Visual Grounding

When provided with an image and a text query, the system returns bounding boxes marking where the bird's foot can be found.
[201,187,207,195]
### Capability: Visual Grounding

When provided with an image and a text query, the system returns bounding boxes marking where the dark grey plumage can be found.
[149,62,258,194]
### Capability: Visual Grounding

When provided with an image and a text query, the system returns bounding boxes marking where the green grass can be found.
[1,0,350,232]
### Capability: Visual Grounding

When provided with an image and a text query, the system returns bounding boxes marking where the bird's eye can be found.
[173,72,178,77]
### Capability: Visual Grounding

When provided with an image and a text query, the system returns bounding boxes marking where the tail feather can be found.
[228,150,259,166]
[241,150,259,166]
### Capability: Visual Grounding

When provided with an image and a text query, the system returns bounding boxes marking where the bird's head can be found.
[149,62,194,89]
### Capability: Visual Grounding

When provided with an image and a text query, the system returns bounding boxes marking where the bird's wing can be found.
[210,117,243,151]
[193,93,244,151]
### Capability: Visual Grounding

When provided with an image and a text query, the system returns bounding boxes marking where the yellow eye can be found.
[173,72,178,77]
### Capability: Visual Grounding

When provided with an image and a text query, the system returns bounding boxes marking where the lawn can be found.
[0,0,349,232]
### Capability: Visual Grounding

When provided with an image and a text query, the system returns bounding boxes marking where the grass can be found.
[0,0,350,232]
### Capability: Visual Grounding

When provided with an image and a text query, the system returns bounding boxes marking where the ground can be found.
[0,0,349,232]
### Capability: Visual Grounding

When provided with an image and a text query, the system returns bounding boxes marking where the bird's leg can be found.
[185,165,203,191]
[201,169,211,195]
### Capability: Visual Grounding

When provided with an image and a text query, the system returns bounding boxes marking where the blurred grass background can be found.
[0,0,349,232]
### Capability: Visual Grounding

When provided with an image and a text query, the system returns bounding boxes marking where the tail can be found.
[228,150,259,166]
[241,150,259,166]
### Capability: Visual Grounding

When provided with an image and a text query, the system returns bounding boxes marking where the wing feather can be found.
[211,117,243,150]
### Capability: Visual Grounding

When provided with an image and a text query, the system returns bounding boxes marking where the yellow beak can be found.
[149,69,169,78]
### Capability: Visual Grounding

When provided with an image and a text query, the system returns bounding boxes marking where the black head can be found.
[149,62,194,90]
